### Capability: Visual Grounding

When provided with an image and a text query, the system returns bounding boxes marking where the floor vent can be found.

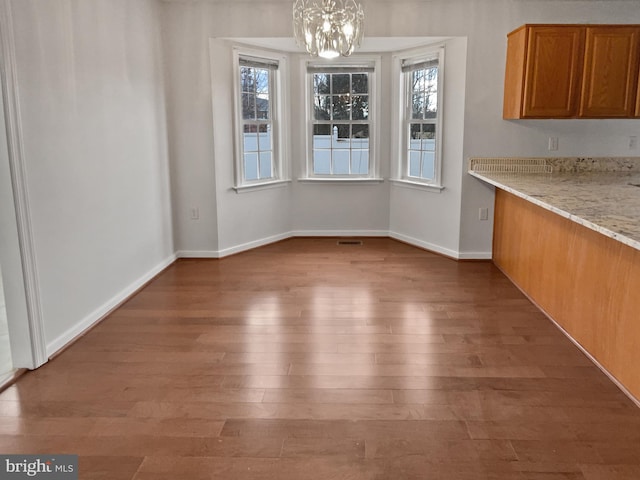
[337,240,363,246]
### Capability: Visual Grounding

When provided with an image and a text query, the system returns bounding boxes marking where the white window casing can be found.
[232,47,290,192]
[392,45,445,192]
[302,56,382,182]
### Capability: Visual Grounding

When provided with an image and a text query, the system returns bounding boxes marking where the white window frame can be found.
[392,45,445,192]
[232,47,289,192]
[301,56,382,183]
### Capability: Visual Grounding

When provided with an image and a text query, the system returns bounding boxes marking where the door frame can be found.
[0,0,47,370]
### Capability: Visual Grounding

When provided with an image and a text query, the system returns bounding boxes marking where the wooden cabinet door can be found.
[522,26,585,118]
[580,26,640,118]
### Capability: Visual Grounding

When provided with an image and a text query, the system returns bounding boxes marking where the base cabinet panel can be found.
[493,189,640,400]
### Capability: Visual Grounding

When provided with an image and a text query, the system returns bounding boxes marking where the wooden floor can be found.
[1,238,639,479]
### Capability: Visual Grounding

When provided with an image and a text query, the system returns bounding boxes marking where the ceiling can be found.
[228,37,451,53]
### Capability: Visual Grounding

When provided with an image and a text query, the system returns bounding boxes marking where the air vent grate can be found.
[470,157,552,174]
[337,240,363,246]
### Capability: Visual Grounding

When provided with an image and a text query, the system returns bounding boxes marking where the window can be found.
[233,50,287,189]
[398,48,444,188]
[305,61,379,179]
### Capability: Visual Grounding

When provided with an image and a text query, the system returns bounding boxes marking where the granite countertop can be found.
[468,158,640,251]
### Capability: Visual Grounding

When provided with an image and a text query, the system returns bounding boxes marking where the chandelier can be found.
[293,0,364,59]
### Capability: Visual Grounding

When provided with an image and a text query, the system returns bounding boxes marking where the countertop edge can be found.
[469,170,640,252]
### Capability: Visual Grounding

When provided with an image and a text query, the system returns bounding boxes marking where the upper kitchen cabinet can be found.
[503,24,640,119]
[503,25,585,119]
[580,26,640,118]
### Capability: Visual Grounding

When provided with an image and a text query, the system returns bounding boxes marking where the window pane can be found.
[258,127,271,151]
[259,151,272,179]
[242,93,256,120]
[332,95,350,120]
[256,95,269,120]
[333,124,350,148]
[313,124,332,148]
[424,67,438,116]
[411,94,424,120]
[255,69,269,94]
[352,95,368,120]
[244,153,259,181]
[352,74,368,94]
[422,124,436,141]
[421,151,435,180]
[352,124,369,140]
[243,127,258,152]
[410,123,422,141]
[314,73,330,95]
[351,150,369,174]
[411,69,423,95]
[241,67,254,93]
[333,150,350,174]
[313,150,331,174]
[314,96,331,120]
[409,151,421,177]
[332,74,350,94]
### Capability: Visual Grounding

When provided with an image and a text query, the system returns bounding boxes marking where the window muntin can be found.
[402,52,443,186]
[308,66,374,177]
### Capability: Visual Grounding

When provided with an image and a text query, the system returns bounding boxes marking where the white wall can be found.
[7,0,174,355]
[162,0,640,260]
[389,37,468,258]
[161,4,220,255]
[289,52,391,237]
[209,39,292,256]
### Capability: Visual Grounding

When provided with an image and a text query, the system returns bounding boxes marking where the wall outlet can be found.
[548,137,559,151]
[479,207,489,221]
[190,207,199,220]
[629,136,638,150]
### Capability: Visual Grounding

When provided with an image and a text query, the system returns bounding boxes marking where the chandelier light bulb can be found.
[293,0,364,58]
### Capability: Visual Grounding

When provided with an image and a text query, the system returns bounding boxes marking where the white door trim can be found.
[0,0,47,369]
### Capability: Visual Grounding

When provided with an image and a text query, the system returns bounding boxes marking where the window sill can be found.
[233,179,291,194]
[297,177,385,185]
[389,178,445,193]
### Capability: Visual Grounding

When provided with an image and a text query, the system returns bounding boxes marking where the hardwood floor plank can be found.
[0,238,638,479]
[78,456,144,480]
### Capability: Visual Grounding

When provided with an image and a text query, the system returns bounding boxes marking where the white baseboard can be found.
[389,231,461,259]
[178,231,492,261]
[176,250,220,259]
[458,251,493,260]
[291,230,388,238]
[217,232,292,258]
[46,253,177,357]
[178,232,293,259]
